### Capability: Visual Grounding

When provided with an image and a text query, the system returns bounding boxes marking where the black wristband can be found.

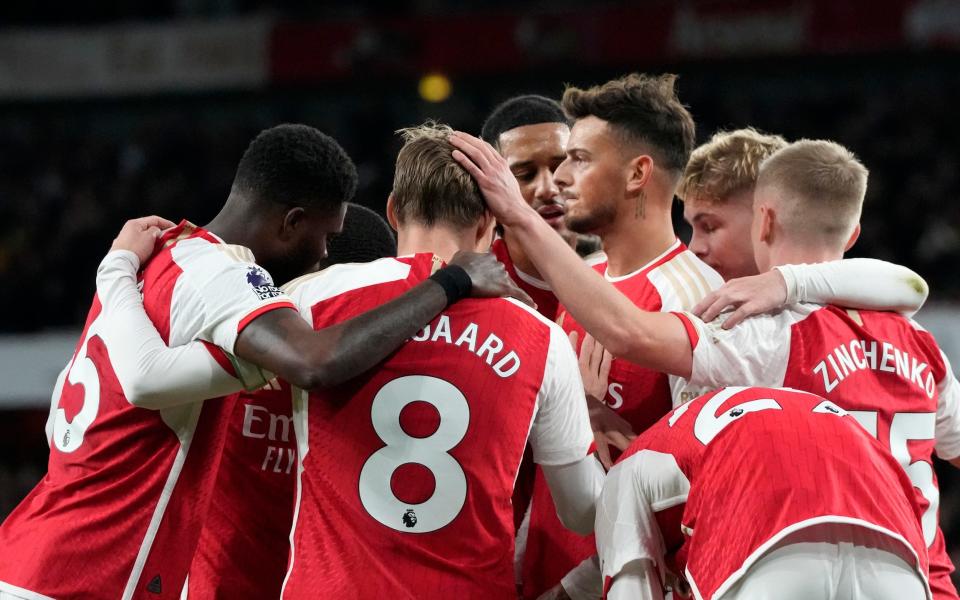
[429,265,472,306]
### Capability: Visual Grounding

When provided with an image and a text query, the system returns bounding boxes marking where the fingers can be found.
[451,131,499,165]
[587,333,604,372]
[692,292,717,318]
[594,438,614,471]
[136,216,177,230]
[609,430,635,452]
[599,348,613,381]
[451,149,485,182]
[449,133,492,173]
[698,295,735,323]
[505,281,536,308]
[722,303,755,329]
[567,330,579,352]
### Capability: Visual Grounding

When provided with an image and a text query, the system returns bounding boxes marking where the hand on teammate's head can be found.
[449,131,532,228]
[110,216,176,267]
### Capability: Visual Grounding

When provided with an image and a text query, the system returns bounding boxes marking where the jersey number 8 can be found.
[359,376,470,533]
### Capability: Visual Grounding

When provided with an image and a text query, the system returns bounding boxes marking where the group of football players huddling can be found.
[0,73,954,600]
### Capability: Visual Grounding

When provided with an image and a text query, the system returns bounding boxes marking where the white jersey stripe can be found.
[0,581,56,600]
[677,252,711,302]
[122,403,201,599]
[660,262,694,309]
[282,387,311,598]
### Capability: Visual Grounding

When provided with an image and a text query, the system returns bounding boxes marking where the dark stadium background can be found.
[1,0,959,584]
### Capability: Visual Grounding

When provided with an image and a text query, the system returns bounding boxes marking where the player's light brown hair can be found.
[757,139,868,243]
[392,122,486,229]
[561,73,696,175]
[678,128,787,203]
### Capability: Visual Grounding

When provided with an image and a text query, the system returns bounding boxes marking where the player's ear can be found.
[759,204,775,244]
[280,206,306,241]
[844,223,861,252]
[386,194,400,232]
[474,211,496,251]
[625,155,654,196]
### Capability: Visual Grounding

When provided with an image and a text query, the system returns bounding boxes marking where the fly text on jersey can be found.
[813,339,936,398]
[242,403,296,474]
[410,315,521,378]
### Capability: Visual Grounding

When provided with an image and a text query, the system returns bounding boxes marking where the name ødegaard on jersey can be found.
[410,315,521,378]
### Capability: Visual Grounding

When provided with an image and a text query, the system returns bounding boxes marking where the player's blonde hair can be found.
[756,139,868,245]
[392,121,486,229]
[677,128,787,203]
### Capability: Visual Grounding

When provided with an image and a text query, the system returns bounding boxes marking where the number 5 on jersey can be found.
[359,376,470,533]
[51,315,105,453]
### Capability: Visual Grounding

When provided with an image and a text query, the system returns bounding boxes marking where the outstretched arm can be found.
[107,216,534,393]
[694,259,930,328]
[234,251,532,389]
[450,131,693,378]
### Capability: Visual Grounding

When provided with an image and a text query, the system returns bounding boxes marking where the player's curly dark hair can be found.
[232,123,358,212]
[562,73,695,175]
[480,94,568,149]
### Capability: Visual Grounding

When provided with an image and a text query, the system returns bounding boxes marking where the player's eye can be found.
[512,170,535,183]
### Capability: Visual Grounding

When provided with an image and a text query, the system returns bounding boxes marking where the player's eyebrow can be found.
[508,160,535,170]
[689,212,714,224]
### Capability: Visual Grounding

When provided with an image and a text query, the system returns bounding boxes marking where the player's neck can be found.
[767,242,844,270]
[203,209,261,252]
[398,225,477,264]
[600,203,676,278]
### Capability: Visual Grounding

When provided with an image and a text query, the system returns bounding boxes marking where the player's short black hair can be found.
[480,95,569,148]
[319,203,397,268]
[562,73,695,174]
[232,124,358,213]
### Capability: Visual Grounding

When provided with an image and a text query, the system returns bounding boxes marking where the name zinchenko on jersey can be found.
[813,338,936,398]
[410,314,521,378]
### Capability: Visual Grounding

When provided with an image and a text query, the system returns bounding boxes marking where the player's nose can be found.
[689,232,708,258]
[534,169,559,201]
[553,157,572,189]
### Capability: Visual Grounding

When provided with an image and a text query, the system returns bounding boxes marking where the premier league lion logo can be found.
[246,266,282,300]
[402,509,418,528]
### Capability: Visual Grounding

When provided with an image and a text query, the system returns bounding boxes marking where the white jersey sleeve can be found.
[596,450,689,597]
[560,555,604,600]
[777,258,929,316]
[528,322,595,466]
[681,305,817,390]
[95,250,269,409]
[934,351,960,460]
[168,239,297,353]
[646,248,724,407]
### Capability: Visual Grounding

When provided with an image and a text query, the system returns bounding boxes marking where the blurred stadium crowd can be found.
[1,56,957,332]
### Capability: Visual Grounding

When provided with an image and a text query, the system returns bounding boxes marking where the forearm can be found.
[606,560,664,600]
[237,278,449,390]
[561,555,604,600]
[777,258,928,314]
[541,454,606,535]
[97,251,251,408]
[504,212,691,376]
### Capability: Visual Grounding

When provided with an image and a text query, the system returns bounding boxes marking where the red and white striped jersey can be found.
[521,239,722,599]
[676,304,960,599]
[186,381,296,600]
[597,386,930,600]
[0,221,292,600]
[281,253,592,599]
